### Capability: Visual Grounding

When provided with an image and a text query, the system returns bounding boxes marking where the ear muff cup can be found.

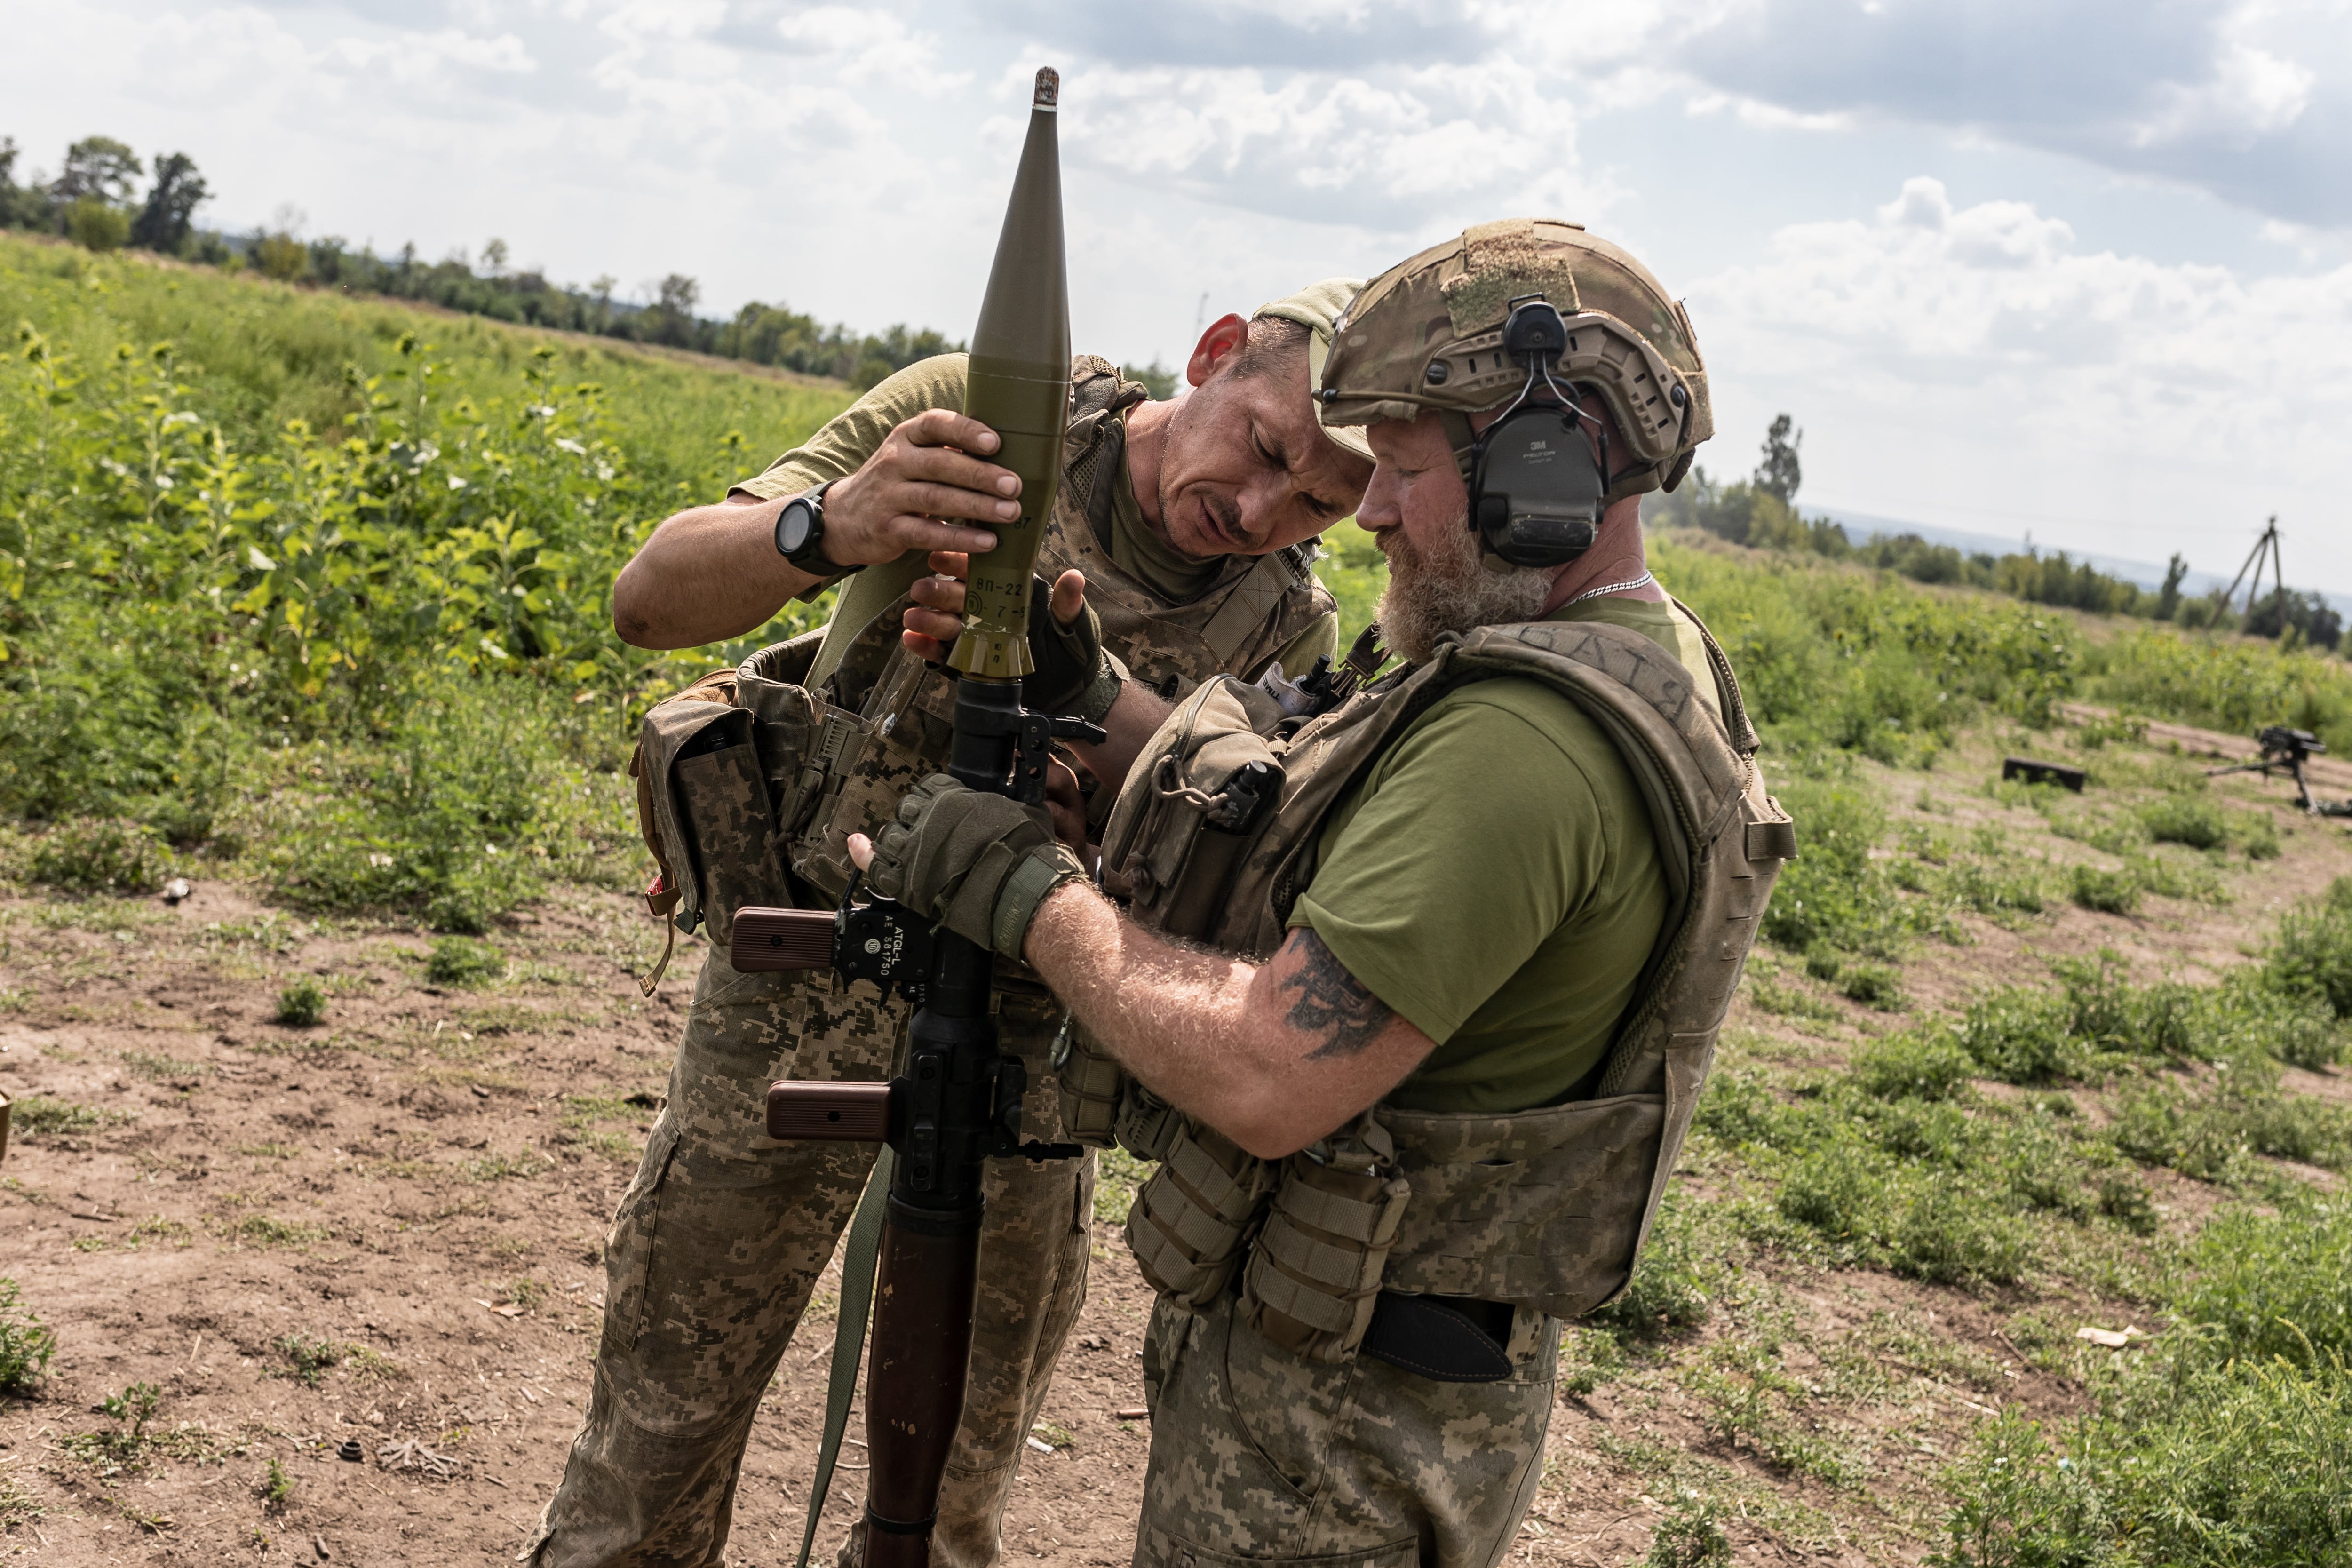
[1469,402,1605,569]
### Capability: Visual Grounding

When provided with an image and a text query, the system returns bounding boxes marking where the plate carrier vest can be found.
[1090,609,1794,1358]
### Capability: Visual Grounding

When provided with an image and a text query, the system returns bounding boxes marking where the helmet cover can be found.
[1318,219,1712,493]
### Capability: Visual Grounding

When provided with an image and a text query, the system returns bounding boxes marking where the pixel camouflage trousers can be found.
[524,947,1094,1568]
[1134,1292,1557,1568]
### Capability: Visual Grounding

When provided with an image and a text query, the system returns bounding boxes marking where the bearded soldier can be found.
[851,220,1794,1568]
[527,284,1374,1568]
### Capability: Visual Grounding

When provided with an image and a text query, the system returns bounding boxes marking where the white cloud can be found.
[1667,0,2352,226]
[1692,176,2352,581]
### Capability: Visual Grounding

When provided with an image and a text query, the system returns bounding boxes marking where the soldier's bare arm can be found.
[1005,876,1430,1157]
[611,408,1021,649]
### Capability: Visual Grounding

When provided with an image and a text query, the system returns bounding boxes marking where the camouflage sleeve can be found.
[1257,610,1339,683]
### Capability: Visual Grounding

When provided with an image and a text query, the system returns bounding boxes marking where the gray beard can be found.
[1376,520,1555,663]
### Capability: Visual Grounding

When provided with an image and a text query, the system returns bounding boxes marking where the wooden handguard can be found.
[731,906,835,972]
[766,1081,895,1143]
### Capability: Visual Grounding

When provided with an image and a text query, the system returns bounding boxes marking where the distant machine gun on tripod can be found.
[2208,726,2352,818]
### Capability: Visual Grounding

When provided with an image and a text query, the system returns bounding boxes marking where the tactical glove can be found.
[866,774,1087,960]
[1022,575,1126,723]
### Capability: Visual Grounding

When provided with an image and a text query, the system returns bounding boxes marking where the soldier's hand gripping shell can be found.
[1017,573,1122,720]
[862,773,1087,960]
[902,564,1121,722]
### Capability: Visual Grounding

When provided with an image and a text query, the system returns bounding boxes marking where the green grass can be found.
[0,231,851,927]
[275,975,326,1026]
[9,1094,128,1137]
[271,1332,345,1387]
[425,935,505,987]
[2268,876,2352,1019]
[1935,1200,2352,1568]
[0,1279,57,1393]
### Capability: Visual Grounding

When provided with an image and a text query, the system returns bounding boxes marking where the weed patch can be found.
[426,935,506,987]
[10,1095,130,1137]
[2267,876,2352,1019]
[2069,864,2139,915]
[26,818,172,893]
[222,1214,334,1249]
[0,1280,57,1393]
[272,1332,346,1386]
[462,1149,553,1183]
[275,976,326,1026]
[54,1383,231,1479]
[1642,1489,1732,1567]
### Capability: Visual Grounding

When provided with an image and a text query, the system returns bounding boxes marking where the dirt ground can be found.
[3,712,2349,1568]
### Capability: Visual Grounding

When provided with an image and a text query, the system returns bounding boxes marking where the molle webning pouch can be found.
[1125,1118,1279,1311]
[1239,1113,1409,1364]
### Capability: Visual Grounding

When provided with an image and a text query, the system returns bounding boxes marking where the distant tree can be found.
[646,273,701,347]
[253,229,308,281]
[129,151,208,253]
[307,236,351,285]
[1123,358,1177,399]
[0,137,46,229]
[2245,587,2344,651]
[1755,413,1802,504]
[482,237,509,276]
[65,199,130,252]
[2153,553,2188,622]
[53,135,142,205]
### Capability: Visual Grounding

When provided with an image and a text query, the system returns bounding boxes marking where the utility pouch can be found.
[732,632,834,842]
[1125,1118,1278,1311]
[628,630,828,993]
[1112,1079,1183,1163]
[1239,1114,1411,1365]
[787,606,957,904]
[1098,676,1287,939]
[1050,1017,1126,1150]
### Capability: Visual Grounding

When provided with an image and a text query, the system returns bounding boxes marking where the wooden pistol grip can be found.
[731,907,835,972]
[767,1080,894,1143]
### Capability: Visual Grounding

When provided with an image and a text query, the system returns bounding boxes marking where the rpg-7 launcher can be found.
[729,67,1090,1568]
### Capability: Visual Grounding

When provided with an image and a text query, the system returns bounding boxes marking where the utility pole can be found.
[2215,516,2286,628]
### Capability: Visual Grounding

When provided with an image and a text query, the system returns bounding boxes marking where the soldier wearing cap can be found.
[527,285,1375,1568]
[849,219,1790,1568]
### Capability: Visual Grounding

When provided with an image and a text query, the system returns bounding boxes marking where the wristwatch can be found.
[774,480,858,577]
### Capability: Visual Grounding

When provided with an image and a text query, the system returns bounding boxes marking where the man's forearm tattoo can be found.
[1284,931,1394,1060]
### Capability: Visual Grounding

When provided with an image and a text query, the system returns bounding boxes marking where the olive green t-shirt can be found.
[732,354,1328,688]
[1287,595,1716,1114]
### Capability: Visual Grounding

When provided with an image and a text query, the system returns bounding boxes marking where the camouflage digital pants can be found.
[525,947,1094,1568]
[1133,1293,1557,1568]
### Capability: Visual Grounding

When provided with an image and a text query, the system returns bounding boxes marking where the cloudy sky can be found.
[9,0,2350,590]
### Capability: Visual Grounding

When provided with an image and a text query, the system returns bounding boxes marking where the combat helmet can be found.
[1317,218,1712,499]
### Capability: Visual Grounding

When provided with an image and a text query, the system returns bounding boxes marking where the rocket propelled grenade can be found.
[948,66,1072,682]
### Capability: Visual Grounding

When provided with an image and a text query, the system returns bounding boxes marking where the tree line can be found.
[1650,414,2344,653]
[0,132,1190,395]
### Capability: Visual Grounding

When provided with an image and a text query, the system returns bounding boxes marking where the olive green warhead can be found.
[951,66,1072,682]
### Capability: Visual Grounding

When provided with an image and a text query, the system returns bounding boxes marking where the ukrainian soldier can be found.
[527,283,1375,1568]
[851,219,1794,1568]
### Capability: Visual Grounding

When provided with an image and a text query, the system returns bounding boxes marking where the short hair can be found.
[1226,314,1310,383]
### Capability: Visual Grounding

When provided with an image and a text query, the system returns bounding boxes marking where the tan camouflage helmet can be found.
[1318,218,1712,494]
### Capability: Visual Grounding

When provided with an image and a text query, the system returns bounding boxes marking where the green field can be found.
[8,234,2352,1563]
[0,231,851,927]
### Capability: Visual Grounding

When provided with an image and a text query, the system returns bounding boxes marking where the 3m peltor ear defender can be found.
[1466,296,1609,570]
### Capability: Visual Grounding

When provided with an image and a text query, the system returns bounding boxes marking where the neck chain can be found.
[1559,568,1655,608]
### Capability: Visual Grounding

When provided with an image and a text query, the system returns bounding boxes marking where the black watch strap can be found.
[776,479,859,578]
